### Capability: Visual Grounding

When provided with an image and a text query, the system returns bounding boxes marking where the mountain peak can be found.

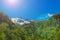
[11,18,31,25]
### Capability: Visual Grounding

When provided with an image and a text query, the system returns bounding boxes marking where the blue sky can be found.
[0,0,60,20]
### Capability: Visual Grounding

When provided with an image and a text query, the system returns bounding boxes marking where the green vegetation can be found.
[0,12,60,40]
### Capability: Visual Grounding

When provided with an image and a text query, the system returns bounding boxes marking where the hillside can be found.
[49,13,60,23]
[0,12,60,40]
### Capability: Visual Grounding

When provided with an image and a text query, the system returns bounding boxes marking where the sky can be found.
[0,0,60,20]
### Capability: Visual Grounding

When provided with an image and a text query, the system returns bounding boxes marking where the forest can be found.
[0,12,60,40]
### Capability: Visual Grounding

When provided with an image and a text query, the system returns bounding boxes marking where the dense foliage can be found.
[0,12,60,40]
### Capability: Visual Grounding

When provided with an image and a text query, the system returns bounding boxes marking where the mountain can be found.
[0,11,13,24]
[11,18,31,25]
[49,13,60,25]
[0,11,15,29]
[0,11,35,26]
[53,13,60,25]
[0,11,60,40]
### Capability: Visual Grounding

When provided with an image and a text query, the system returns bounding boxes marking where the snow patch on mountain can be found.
[11,18,30,25]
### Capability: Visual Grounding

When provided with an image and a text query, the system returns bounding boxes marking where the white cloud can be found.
[48,13,53,17]
[36,13,53,20]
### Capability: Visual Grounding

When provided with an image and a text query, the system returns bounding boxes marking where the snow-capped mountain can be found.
[11,18,30,25]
